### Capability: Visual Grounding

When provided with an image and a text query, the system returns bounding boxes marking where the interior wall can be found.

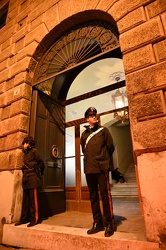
[109,124,133,174]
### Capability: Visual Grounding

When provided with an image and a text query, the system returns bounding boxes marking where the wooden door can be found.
[30,89,66,218]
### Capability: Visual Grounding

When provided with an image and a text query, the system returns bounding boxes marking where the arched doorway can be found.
[30,17,132,217]
[65,58,133,210]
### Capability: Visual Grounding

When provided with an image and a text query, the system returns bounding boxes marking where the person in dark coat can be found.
[15,136,45,227]
[80,107,115,237]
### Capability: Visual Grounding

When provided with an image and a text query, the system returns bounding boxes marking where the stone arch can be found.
[30,10,119,85]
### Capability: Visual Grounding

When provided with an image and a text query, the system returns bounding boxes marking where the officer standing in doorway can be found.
[80,107,116,237]
[15,136,45,227]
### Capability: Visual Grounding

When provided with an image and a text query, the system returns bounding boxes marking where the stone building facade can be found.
[0,0,166,247]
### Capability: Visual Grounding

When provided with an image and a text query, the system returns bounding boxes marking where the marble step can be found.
[111,183,139,197]
[2,223,159,250]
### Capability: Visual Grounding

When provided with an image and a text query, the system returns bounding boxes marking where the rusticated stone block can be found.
[0,93,7,108]
[43,4,60,32]
[0,25,16,45]
[131,116,166,150]
[6,83,32,105]
[62,0,99,17]
[11,149,24,168]
[0,69,9,84]
[0,82,5,94]
[160,244,166,250]
[25,23,48,46]
[1,106,10,120]
[109,0,153,21]
[19,1,28,12]
[28,0,59,23]
[154,40,166,62]
[126,61,166,94]
[15,148,25,168]
[1,38,11,51]
[0,148,24,169]
[10,57,31,78]
[0,45,15,63]
[15,38,24,53]
[0,152,10,169]
[1,114,29,136]
[12,26,28,43]
[0,137,6,152]
[129,91,166,120]
[0,59,9,72]
[146,0,166,19]
[9,114,29,134]
[92,0,113,11]
[0,119,9,136]
[57,0,73,22]
[31,15,44,30]
[120,17,165,53]
[5,78,14,91]
[17,16,27,31]
[6,131,27,150]
[161,12,166,34]
[6,4,17,23]
[117,7,146,34]
[10,99,31,117]
[14,72,29,86]
[79,0,100,11]
[15,7,30,25]
[123,44,156,73]
[16,41,38,62]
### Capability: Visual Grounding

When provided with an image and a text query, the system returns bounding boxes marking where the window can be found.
[0,2,9,29]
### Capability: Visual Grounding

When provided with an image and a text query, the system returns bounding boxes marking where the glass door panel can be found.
[65,126,76,186]
[80,123,88,187]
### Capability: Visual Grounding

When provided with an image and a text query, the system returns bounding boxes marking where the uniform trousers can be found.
[20,187,39,224]
[86,172,114,226]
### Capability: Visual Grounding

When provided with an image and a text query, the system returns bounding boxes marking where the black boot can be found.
[15,221,23,226]
[87,222,104,234]
[105,222,116,237]
[15,220,29,226]
[27,222,38,227]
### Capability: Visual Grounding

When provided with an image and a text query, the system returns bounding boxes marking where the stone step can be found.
[111,163,139,197]
[112,187,138,191]
[111,183,139,197]
[125,174,137,178]
[112,192,139,197]
[112,192,138,197]
[2,224,159,250]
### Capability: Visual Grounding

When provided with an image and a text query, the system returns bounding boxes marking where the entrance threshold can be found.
[2,199,160,250]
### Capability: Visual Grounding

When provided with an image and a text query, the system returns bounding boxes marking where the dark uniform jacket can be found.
[22,147,45,189]
[80,123,114,174]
